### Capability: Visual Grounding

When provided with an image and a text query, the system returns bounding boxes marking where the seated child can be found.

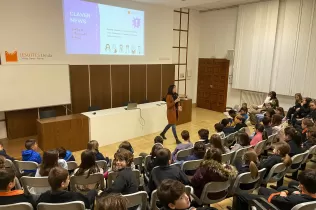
[87,140,109,163]
[171,130,193,162]
[21,139,42,175]
[36,167,96,209]
[214,123,225,139]
[250,124,264,146]
[154,136,164,145]
[197,129,209,144]
[0,142,14,161]
[234,115,247,132]
[95,193,128,210]
[221,119,235,135]
[0,168,35,207]
[239,107,249,122]
[119,141,134,154]
[57,147,75,162]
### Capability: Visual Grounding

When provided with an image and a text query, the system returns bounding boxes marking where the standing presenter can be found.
[160,85,182,144]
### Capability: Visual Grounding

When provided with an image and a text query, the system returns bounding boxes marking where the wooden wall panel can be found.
[5,108,38,139]
[147,65,162,102]
[111,65,129,108]
[90,65,111,109]
[130,65,146,104]
[69,65,90,114]
[162,64,175,97]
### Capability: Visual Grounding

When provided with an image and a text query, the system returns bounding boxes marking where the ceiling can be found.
[131,0,261,11]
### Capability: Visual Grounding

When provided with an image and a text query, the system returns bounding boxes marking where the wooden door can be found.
[197,58,229,112]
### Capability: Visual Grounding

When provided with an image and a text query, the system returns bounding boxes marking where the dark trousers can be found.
[232,187,277,210]
[161,124,178,138]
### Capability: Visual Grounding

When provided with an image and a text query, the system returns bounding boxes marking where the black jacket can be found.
[105,167,138,195]
[234,123,247,132]
[148,165,190,194]
[259,155,283,177]
[287,140,304,157]
[223,127,235,135]
[306,109,316,121]
[271,193,316,210]
[0,190,35,208]
[36,190,95,209]
[0,149,14,161]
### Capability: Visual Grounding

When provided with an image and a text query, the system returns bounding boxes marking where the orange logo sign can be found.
[5,51,18,62]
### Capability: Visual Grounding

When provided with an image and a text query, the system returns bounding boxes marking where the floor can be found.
[2,107,316,209]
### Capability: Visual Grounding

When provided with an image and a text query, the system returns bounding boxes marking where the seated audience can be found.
[36,167,96,209]
[239,107,249,122]
[301,119,314,141]
[209,134,230,154]
[35,150,68,177]
[172,130,193,162]
[303,126,316,150]
[262,116,272,140]
[0,142,14,161]
[271,114,283,137]
[276,107,285,118]
[103,149,138,195]
[284,127,304,157]
[250,124,264,146]
[234,115,247,132]
[254,103,273,124]
[95,193,128,210]
[291,97,312,125]
[57,147,75,162]
[147,144,164,173]
[237,150,259,190]
[148,148,190,194]
[87,140,110,163]
[221,119,235,135]
[191,148,237,199]
[259,142,292,188]
[184,142,206,161]
[22,139,42,175]
[154,136,164,145]
[231,133,250,152]
[286,93,303,122]
[0,156,21,190]
[228,109,237,126]
[214,123,225,139]
[197,129,209,144]
[304,100,316,122]
[0,168,35,207]
[157,179,215,210]
[119,141,134,154]
[232,169,316,210]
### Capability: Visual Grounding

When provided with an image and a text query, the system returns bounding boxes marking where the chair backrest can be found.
[231,146,251,165]
[20,176,50,195]
[14,160,39,172]
[288,151,309,173]
[291,201,316,210]
[39,110,57,119]
[264,134,277,150]
[133,156,143,171]
[222,151,235,164]
[96,160,108,171]
[4,159,14,169]
[176,147,193,161]
[230,168,266,195]
[198,180,231,205]
[108,170,140,188]
[143,155,152,174]
[254,140,267,155]
[70,173,105,193]
[150,186,193,210]
[223,132,237,147]
[264,162,287,183]
[66,161,78,171]
[0,202,33,210]
[123,191,147,210]
[181,160,202,180]
[37,201,85,210]
[304,145,316,163]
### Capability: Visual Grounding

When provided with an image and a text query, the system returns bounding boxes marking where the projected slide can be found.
[63,0,144,55]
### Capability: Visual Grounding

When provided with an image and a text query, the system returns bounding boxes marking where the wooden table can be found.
[37,114,88,152]
[177,98,192,125]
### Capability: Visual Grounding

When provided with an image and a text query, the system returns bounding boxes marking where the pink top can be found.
[250,132,263,146]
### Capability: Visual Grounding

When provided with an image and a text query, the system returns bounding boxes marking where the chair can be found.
[123,191,147,210]
[248,197,279,210]
[176,147,193,161]
[231,146,251,165]
[181,159,202,180]
[70,173,105,194]
[287,151,309,174]
[133,156,143,171]
[291,200,316,210]
[222,151,235,164]
[303,145,316,164]
[108,170,141,188]
[0,202,33,210]
[37,201,85,210]
[96,160,108,171]
[263,134,277,151]
[88,105,101,112]
[66,161,78,171]
[223,132,237,147]
[230,168,266,195]
[20,176,50,195]
[4,159,15,169]
[191,180,231,206]
[263,163,288,184]
[238,127,246,133]
[39,110,56,119]
[14,160,39,174]
[254,140,267,155]
[150,186,193,210]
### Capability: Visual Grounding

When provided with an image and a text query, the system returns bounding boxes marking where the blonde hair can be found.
[243,151,259,179]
